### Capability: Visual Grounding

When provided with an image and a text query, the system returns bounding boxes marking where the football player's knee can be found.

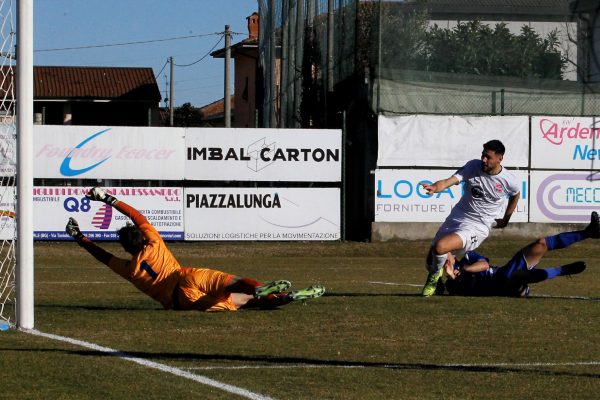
[534,237,548,251]
[433,241,449,255]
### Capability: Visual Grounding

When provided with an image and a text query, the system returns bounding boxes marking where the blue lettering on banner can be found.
[394,180,413,199]
[566,187,600,203]
[59,128,112,177]
[376,179,455,199]
[63,197,91,212]
[377,180,392,198]
[573,145,600,160]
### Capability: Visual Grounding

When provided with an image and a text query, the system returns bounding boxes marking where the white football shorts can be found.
[432,218,489,258]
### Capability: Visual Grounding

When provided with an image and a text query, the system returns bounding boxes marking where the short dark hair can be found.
[117,223,145,255]
[483,139,505,155]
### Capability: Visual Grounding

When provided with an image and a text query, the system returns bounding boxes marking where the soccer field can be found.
[3,239,600,399]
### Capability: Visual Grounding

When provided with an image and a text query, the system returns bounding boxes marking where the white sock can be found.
[432,253,448,274]
[427,251,448,273]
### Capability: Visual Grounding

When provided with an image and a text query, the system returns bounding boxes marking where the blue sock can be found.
[527,267,561,283]
[544,231,585,251]
[545,268,562,279]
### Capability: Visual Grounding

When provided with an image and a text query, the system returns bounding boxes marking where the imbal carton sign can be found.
[185,128,341,182]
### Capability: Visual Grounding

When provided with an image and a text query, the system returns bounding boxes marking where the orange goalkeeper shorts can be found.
[174,267,238,312]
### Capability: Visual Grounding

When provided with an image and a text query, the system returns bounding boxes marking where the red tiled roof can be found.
[199,96,235,120]
[0,66,161,101]
[34,66,161,101]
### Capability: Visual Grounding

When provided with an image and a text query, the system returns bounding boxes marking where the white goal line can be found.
[23,329,276,400]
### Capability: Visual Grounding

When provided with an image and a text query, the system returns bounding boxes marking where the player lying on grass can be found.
[65,187,325,312]
[439,211,599,297]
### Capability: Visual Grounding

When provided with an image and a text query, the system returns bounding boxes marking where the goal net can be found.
[0,0,16,330]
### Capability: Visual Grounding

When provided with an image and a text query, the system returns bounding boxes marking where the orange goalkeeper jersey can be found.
[107,201,181,309]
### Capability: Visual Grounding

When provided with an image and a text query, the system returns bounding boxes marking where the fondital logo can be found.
[37,128,177,177]
[59,128,112,177]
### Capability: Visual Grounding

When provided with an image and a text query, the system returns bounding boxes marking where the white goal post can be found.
[0,0,33,330]
[0,0,16,330]
[16,0,34,329]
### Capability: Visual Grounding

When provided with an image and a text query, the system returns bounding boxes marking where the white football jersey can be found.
[449,159,520,228]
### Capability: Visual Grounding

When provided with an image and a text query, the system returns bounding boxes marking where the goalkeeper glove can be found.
[86,187,117,205]
[65,217,84,241]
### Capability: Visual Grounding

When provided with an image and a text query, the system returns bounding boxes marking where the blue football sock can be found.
[526,268,560,283]
[544,231,585,251]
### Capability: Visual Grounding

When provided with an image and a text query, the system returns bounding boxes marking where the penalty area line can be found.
[187,360,600,371]
[368,281,422,288]
[23,329,276,400]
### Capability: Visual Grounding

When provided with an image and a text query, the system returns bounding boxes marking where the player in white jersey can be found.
[420,140,521,296]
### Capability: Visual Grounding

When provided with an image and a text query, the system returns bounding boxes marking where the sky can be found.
[33,0,258,108]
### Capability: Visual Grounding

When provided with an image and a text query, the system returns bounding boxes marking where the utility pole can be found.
[326,0,334,126]
[224,25,231,128]
[169,56,174,127]
[327,0,334,93]
[269,0,277,128]
[280,0,289,128]
[294,0,304,127]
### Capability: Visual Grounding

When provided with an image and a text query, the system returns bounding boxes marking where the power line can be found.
[173,35,224,67]
[154,59,169,80]
[34,32,222,53]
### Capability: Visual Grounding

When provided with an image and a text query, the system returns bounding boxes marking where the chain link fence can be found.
[258,0,357,128]
[259,0,600,127]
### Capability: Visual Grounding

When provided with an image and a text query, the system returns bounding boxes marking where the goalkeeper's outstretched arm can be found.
[86,187,149,227]
[65,217,113,265]
[77,236,114,265]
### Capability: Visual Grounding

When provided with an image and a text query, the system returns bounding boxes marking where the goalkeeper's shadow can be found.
[6,347,600,380]
[36,304,160,311]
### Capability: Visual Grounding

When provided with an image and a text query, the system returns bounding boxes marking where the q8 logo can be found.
[63,197,92,212]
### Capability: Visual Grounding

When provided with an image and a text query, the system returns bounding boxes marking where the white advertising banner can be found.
[185,128,341,182]
[377,115,529,167]
[184,187,340,241]
[34,187,184,240]
[0,186,15,240]
[531,116,600,169]
[34,126,185,179]
[374,169,529,223]
[530,170,600,223]
[0,125,16,177]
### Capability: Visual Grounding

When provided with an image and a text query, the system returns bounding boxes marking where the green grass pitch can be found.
[3,239,600,399]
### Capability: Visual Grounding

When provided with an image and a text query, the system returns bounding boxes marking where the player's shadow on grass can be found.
[5,347,600,379]
[36,304,162,311]
[327,293,600,301]
[324,293,421,297]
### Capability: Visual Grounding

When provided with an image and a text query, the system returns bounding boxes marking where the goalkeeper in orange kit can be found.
[66,187,325,312]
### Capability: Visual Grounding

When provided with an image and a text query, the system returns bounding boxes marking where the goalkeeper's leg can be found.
[238,293,292,309]
[225,277,264,294]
